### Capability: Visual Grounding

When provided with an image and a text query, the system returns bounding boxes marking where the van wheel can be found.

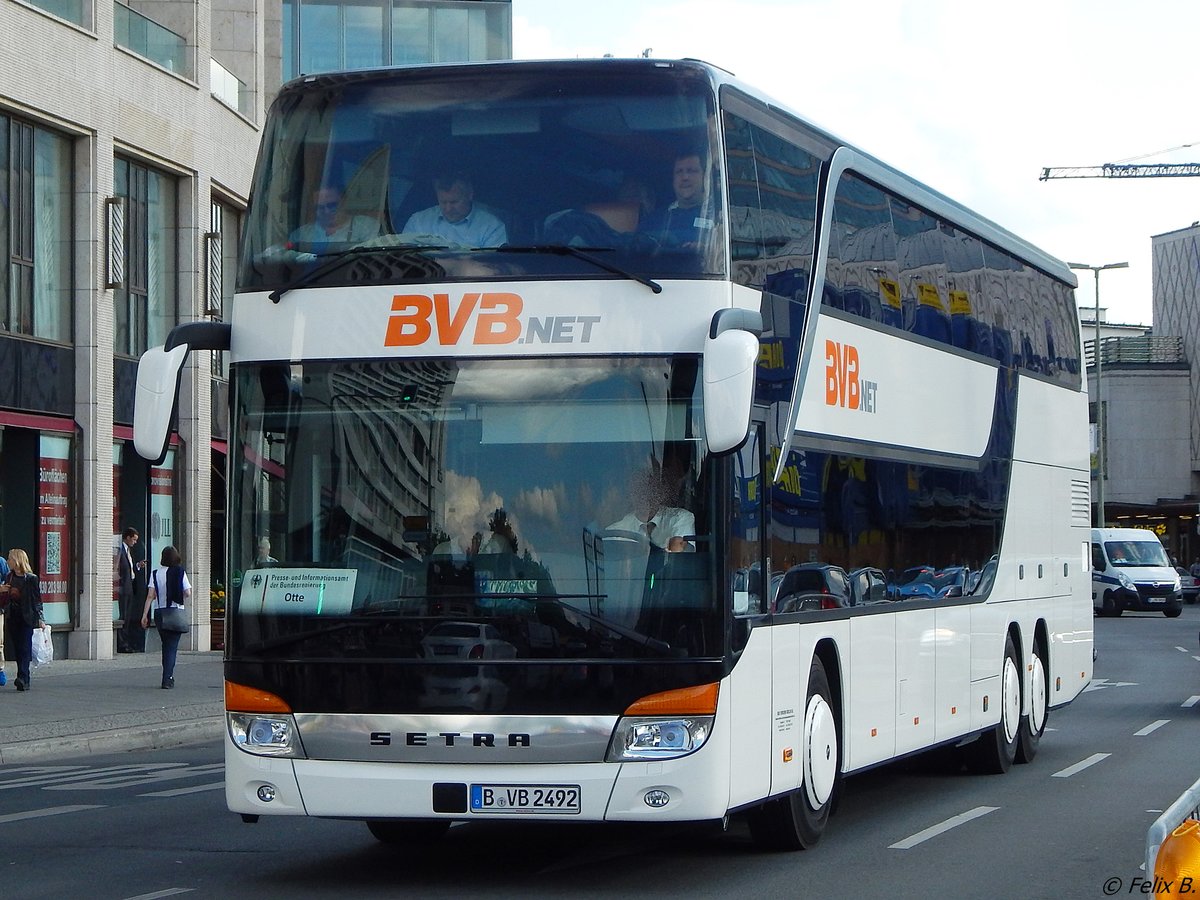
[1165,609,1182,618]
[1101,592,1122,617]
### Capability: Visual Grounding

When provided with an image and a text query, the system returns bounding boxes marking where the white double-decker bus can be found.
[135,58,1092,850]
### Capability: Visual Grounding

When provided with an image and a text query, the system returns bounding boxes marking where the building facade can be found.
[0,0,510,661]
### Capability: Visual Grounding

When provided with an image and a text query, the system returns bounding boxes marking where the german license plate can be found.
[470,783,581,815]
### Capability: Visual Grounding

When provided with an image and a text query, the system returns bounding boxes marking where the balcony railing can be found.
[1084,335,1186,369]
[210,58,252,118]
[114,2,189,76]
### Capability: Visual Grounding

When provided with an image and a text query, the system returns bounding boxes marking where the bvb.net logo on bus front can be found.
[824,340,878,413]
[383,292,601,347]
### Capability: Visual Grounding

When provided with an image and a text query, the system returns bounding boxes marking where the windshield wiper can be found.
[268,244,449,304]
[498,245,662,294]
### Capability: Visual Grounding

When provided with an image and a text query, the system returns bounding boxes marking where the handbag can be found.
[157,605,190,634]
[154,569,190,633]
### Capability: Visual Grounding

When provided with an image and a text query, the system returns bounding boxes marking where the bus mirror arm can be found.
[133,322,232,464]
[703,309,762,455]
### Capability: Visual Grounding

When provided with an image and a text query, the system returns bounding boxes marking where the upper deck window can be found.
[239,65,726,291]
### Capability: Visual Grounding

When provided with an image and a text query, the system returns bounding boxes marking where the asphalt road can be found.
[2,606,1198,899]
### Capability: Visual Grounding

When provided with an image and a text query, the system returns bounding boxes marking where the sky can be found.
[512,0,1200,327]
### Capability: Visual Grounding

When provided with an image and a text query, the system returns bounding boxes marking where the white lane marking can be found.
[1178,647,1190,653]
[1084,680,1139,693]
[123,890,195,899]
[0,804,105,824]
[889,806,999,850]
[140,782,225,798]
[1134,720,1170,737]
[45,764,225,791]
[1052,753,1111,778]
[1182,696,1200,708]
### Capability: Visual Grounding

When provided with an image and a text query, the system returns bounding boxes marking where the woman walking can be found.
[141,545,191,689]
[3,548,44,691]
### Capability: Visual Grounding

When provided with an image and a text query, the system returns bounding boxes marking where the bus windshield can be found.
[229,356,720,662]
[239,64,726,291]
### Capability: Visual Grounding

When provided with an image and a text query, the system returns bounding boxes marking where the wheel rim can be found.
[804,692,837,808]
[1002,654,1021,743]
[1029,650,1047,735]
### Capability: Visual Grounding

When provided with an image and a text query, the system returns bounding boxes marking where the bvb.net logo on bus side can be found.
[824,339,878,413]
[384,292,602,348]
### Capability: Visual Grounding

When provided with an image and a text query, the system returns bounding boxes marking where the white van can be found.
[1091,527,1182,618]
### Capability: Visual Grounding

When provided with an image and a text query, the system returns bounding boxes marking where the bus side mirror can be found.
[703,308,762,455]
[133,321,232,463]
[133,343,190,464]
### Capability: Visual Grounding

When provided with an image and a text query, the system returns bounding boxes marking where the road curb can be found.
[0,716,225,764]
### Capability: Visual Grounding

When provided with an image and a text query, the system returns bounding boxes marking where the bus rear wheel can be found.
[967,634,1020,775]
[747,657,838,850]
[1016,638,1047,764]
[367,819,451,845]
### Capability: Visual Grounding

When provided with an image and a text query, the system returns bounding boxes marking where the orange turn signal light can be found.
[225,680,292,713]
[624,683,719,716]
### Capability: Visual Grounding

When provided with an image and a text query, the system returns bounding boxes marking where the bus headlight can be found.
[606,716,714,762]
[229,713,304,758]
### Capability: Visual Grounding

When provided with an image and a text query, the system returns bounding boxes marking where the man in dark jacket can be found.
[115,526,145,652]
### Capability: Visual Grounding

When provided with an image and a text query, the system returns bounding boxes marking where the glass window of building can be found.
[282,0,511,80]
[114,158,177,358]
[0,116,73,343]
[27,0,88,27]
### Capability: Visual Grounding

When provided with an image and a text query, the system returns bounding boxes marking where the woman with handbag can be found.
[3,548,44,692]
[140,545,191,689]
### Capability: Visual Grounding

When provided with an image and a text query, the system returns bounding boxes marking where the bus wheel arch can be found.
[1016,621,1049,764]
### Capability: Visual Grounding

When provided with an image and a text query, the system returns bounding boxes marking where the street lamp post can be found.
[1067,260,1129,528]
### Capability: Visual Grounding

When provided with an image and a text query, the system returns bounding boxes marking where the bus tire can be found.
[366,819,451,845]
[1016,637,1048,764]
[747,658,837,850]
[967,634,1020,775]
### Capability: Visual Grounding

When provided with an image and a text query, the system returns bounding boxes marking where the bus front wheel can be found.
[747,657,838,850]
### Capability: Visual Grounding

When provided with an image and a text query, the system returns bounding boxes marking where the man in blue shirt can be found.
[403,173,507,248]
[641,149,716,251]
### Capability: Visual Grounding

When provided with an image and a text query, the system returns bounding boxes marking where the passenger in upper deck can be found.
[290,183,381,247]
[640,148,716,252]
[402,172,507,248]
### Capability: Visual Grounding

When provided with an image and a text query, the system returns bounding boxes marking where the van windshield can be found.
[1103,540,1170,567]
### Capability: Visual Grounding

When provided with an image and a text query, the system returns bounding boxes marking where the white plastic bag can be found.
[32,624,53,667]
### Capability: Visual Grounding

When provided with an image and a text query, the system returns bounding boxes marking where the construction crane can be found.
[1041,144,1200,180]
[1040,163,1200,180]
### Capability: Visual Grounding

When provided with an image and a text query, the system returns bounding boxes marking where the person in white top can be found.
[289,184,380,246]
[607,465,695,552]
[141,545,193,689]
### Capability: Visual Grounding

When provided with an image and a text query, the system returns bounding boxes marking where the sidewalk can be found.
[0,651,225,764]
